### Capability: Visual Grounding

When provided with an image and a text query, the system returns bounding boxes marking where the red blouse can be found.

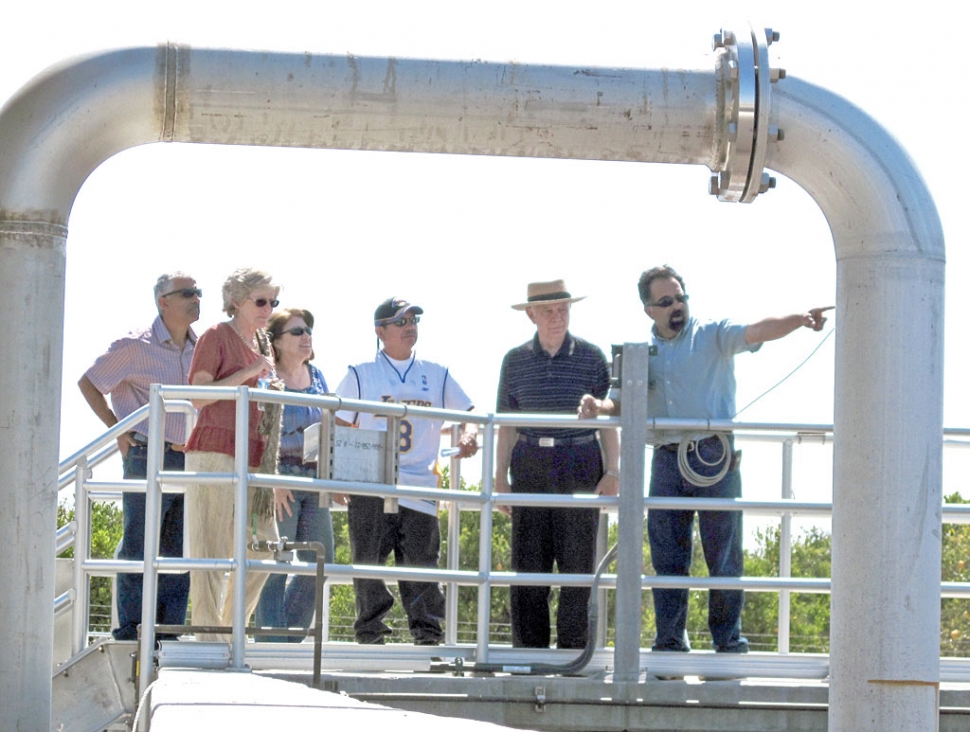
[185,322,266,466]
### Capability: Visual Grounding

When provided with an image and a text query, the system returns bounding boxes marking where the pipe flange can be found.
[710,24,781,203]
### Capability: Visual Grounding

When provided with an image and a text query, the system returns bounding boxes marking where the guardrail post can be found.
[615,343,650,681]
[231,387,251,667]
[596,511,610,648]
[72,455,92,656]
[137,385,167,703]
[778,439,794,654]
[476,416,496,662]
[446,424,461,646]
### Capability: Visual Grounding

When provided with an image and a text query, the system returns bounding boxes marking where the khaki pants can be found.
[185,451,278,642]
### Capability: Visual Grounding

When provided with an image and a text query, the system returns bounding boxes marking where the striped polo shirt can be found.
[497,332,610,439]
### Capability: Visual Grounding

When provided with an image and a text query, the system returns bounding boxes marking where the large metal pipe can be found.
[0,39,943,730]
[768,79,944,730]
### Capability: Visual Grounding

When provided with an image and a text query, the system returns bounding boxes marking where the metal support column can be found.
[71,455,92,656]
[446,424,462,646]
[614,343,650,681]
[136,384,168,706]
[231,388,251,667]
[476,418,496,662]
[778,439,794,654]
[0,219,67,732]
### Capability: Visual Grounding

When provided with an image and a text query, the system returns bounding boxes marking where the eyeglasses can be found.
[282,326,312,337]
[384,315,420,327]
[249,297,280,309]
[647,294,689,308]
[161,287,202,299]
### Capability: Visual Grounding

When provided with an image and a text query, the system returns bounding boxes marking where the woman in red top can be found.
[184,267,281,640]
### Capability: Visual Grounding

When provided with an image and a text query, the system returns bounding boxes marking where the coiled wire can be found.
[677,432,732,487]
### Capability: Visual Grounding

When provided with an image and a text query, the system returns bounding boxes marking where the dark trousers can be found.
[648,437,744,651]
[509,439,602,649]
[114,445,190,641]
[347,496,444,644]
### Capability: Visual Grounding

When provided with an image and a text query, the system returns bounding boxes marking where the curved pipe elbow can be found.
[0,46,167,224]
[767,77,943,264]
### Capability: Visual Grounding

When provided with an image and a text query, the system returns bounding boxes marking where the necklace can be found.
[229,320,261,354]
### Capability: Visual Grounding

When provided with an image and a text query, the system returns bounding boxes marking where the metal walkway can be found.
[51,638,970,732]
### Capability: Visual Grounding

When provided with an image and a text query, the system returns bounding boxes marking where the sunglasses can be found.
[282,326,312,337]
[384,315,420,327]
[249,297,280,309]
[648,294,689,308]
[161,287,202,299]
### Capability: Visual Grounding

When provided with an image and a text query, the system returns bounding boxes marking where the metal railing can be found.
[55,382,970,688]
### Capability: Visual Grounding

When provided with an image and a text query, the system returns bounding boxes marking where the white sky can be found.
[2,1,967,516]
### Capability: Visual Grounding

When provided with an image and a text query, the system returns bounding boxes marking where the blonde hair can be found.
[221,268,278,316]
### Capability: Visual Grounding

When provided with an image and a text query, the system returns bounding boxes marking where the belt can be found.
[279,455,318,469]
[518,433,597,448]
[129,433,185,452]
[658,435,730,453]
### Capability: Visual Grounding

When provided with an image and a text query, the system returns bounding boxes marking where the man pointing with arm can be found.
[580,265,829,655]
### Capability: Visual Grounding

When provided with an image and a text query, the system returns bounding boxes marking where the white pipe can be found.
[768,79,944,731]
[0,219,65,731]
[0,42,943,730]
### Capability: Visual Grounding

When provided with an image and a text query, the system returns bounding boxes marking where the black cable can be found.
[467,543,619,676]
[734,327,835,418]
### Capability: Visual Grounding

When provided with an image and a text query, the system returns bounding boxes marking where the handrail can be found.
[54,382,970,684]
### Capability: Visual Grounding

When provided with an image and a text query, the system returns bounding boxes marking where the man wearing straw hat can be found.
[495,280,620,649]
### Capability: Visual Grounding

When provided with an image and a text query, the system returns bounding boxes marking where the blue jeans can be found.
[648,437,745,652]
[113,445,190,641]
[254,464,334,643]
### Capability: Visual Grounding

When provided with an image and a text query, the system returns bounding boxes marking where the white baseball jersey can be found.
[335,350,474,514]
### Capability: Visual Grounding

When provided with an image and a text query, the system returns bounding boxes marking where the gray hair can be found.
[153,271,195,312]
[221,268,279,316]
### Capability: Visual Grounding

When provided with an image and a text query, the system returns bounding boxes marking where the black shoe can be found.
[357,636,386,645]
[715,637,749,654]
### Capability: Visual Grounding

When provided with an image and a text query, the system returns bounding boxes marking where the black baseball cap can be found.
[374,297,424,325]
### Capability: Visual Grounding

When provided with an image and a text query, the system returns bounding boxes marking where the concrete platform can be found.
[149,669,534,730]
[257,670,970,732]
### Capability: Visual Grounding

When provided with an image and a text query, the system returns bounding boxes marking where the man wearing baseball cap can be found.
[334,297,478,645]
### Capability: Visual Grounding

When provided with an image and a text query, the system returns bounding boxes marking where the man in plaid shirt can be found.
[79,272,201,641]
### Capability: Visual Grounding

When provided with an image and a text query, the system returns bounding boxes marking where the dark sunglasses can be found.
[249,297,279,308]
[648,294,689,308]
[161,287,202,299]
[385,315,420,327]
[282,326,312,337]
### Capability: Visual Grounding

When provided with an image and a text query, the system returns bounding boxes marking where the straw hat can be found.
[511,279,586,311]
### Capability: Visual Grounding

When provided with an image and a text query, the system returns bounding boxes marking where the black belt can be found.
[518,433,597,448]
[280,455,317,469]
[129,433,184,452]
[658,435,730,453]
